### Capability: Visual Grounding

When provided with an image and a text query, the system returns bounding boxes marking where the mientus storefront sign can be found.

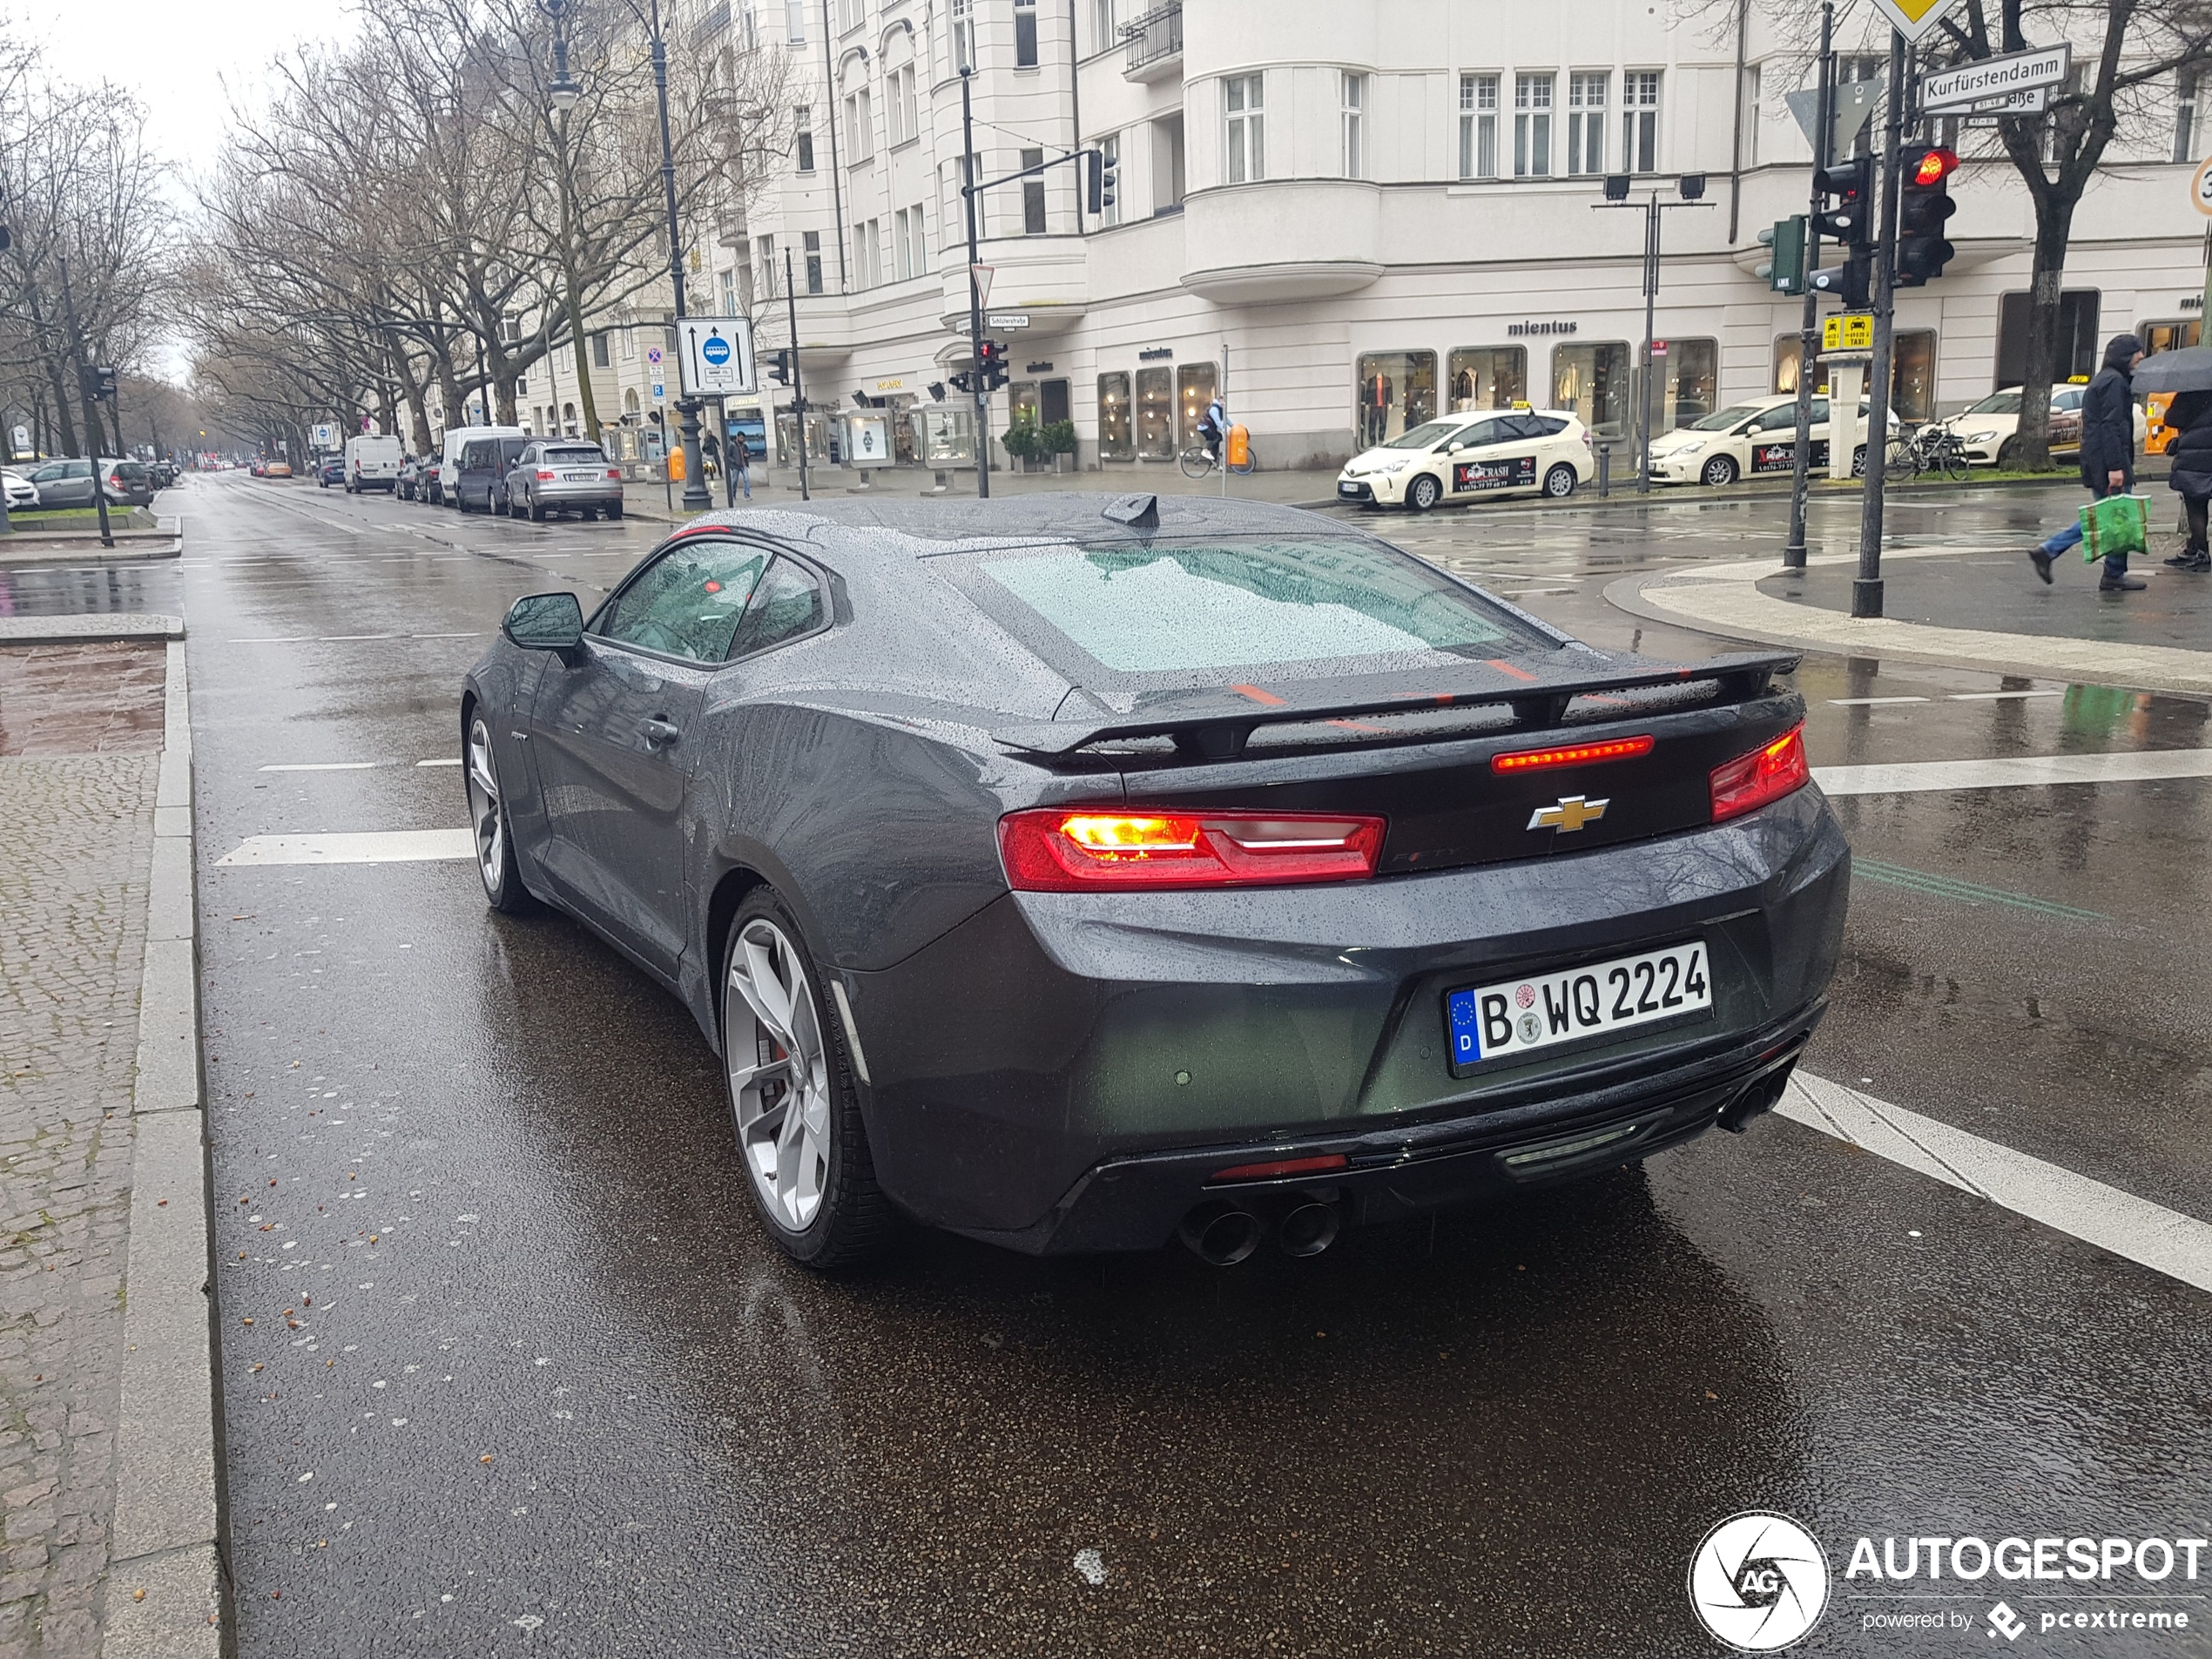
[1505,320,1579,337]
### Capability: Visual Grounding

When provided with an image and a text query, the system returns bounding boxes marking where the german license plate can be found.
[563,471,600,482]
[1446,941,1711,1068]
[1338,482,1358,496]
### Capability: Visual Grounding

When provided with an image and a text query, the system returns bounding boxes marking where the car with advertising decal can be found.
[1645,393,1899,487]
[458,496,1847,1271]
[1937,382,2148,469]
[1336,408,1590,510]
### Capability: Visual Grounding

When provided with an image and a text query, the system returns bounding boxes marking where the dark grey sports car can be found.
[460,496,1848,1269]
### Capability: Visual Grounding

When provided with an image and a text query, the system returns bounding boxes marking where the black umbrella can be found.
[2133,345,2212,395]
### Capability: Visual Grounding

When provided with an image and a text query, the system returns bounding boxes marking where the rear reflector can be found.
[1490,734,1655,773]
[1209,1154,1350,1184]
[999,808,1385,892]
[1710,724,1811,822]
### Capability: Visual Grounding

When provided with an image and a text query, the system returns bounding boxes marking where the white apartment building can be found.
[528,0,2209,475]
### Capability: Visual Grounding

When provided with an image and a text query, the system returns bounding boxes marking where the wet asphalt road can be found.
[17,475,2211,1656]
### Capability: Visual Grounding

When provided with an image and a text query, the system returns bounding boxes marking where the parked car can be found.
[502,440,625,522]
[1335,410,1591,509]
[452,435,532,514]
[424,459,447,504]
[1643,393,1899,486]
[397,457,423,501]
[1938,383,2149,469]
[460,496,1845,1268]
[23,457,152,509]
[1,469,39,510]
[345,433,404,492]
[439,424,527,508]
[264,460,293,479]
[317,455,345,487]
[105,460,154,508]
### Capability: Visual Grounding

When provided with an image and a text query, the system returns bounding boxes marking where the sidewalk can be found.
[0,631,220,1657]
[620,460,1343,522]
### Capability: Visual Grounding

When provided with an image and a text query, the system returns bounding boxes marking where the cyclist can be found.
[1197,394,1226,465]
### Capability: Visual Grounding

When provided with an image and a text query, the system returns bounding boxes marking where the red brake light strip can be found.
[1491,735,1655,774]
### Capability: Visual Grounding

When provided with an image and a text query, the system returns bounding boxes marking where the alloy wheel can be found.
[725,919,833,1233]
[465,718,504,894]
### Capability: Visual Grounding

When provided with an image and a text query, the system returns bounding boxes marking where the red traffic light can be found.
[1912,147,1959,187]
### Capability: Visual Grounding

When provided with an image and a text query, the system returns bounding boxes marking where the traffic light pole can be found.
[1783,0,1834,571]
[784,250,809,502]
[960,68,990,500]
[1853,31,1908,620]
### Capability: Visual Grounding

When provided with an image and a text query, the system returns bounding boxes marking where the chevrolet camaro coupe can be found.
[459,496,1849,1269]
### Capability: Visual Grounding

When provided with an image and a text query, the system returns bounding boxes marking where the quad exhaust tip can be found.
[1277,1200,1340,1258]
[1177,1196,1344,1264]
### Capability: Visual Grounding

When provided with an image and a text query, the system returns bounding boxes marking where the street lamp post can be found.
[1594,174,1712,495]
[960,67,990,500]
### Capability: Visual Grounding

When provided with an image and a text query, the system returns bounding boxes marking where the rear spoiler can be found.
[992,651,1797,760]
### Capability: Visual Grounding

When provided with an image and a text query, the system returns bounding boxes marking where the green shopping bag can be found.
[2080,494,2148,562]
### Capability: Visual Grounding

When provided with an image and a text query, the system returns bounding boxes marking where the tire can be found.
[1944,452,1971,484]
[529,497,546,523]
[1543,462,1578,499]
[1177,448,1211,481]
[1851,444,1868,479]
[1699,454,1738,488]
[1406,473,1443,512]
[721,891,891,1269]
[464,712,534,914]
[605,503,623,522]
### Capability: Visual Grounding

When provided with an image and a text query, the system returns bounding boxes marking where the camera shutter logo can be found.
[1688,1513,1830,1651]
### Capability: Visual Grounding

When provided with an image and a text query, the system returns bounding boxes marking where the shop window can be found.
[1447,347,1527,413]
[1097,372,1134,460]
[1041,380,1071,425]
[1354,351,1439,447]
[1890,331,1936,422]
[1550,341,1631,437]
[1136,367,1174,459]
[1773,336,1830,396]
[1660,338,1718,428]
[2141,320,2202,356]
[1176,362,1218,449]
[1996,291,2099,388]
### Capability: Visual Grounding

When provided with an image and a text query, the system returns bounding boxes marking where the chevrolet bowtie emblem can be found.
[1528,795,1609,833]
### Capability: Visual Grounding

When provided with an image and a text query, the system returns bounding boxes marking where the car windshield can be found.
[1965,390,2022,415]
[978,536,1548,675]
[1379,420,1463,452]
[1691,403,1767,432]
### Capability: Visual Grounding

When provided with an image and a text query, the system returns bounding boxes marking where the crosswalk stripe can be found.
[1814,748,2212,796]
[214,830,474,867]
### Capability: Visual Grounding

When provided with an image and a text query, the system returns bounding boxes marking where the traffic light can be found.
[1808,256,1872,309]
[1894,146,1959,287]
[768,349,791,386]
[1084,148,1117,215]
[1811,157,1873,247]
[948,369,977,395]
[976,339,1009,391]
[91,365,118,401]
[1757,217,1807,295]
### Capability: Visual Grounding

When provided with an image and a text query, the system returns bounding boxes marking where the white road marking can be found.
[321,633,400,641]
[415,758,462,767]
[1814,748,2212,797]
[229,636,312,644]
[215,830,474,867]
[1828,696,1928,706]
[1947,689,2063,701]
[1781,1074,2212,1295]
[412,631,483,639]
[260,763,380,772]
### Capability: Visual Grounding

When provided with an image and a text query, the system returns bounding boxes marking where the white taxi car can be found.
[1646,393,1897,487]
[1940,384,2148,469]
[1336,409,1590,510]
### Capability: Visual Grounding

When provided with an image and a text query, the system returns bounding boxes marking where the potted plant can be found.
[1041,419,1077,473]
[1001,415,1041,472]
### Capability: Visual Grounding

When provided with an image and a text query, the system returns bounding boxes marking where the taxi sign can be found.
[1823,313,1875,353]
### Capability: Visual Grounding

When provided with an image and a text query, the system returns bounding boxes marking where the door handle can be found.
[641,718,681,747]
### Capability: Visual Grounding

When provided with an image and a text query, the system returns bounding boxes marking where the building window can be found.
[803,229,824,294]
[953,153,988,238]
[590,333,611,368]
[1997,290,2101,387]
[756,234,777,297]
[1176,363,1217,450]
[1090,0,1114,55]
[1551,341,1631,437]
[2178,71,2203,164]
[1015,0,1038,67]
[950,0,973,71]
[1021,146,1047,233]
[786,0,805,44]
[1340,71,1366,179]
[1659,338,1719,427]
[1097,370,1133,459]
[1097,131,1121,226]
[1152,114,1184,212]
[1566,71,1606,176]
[1890,331,1936,423]
[1447,347,1527,412]
[719,269,738,314]
[1354,350,1438,447]
[1743,63,1762,168]
[894,206,911,279]
[887,64,916,145]
[621,327,636,361]
[1459,73,1498,179]
[851,220,882,288]
[1135,366,1174,459]
[2141,319,2202,356]
[1514,72,1553,178]
[1624,71,1660,172]
[845,87,873,162]
[1224,73,1264,184]
[794,106,814,171]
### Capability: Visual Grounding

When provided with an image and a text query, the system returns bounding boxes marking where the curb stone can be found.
[0,614,184,646]
[99,636,226,1656]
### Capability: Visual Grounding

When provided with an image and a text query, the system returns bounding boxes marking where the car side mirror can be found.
[502,591,583,654]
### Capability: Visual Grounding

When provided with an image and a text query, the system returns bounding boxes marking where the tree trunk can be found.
[2013,183,2077,473]
[436,351,463,435]
[42,354,81,458]
[565,283,599,442]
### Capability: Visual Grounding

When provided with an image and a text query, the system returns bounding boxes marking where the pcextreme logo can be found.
[1689,1513,1831,1651]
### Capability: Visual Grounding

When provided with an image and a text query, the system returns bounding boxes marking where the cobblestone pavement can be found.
[0,753,158,1656]
[0,646,167,759]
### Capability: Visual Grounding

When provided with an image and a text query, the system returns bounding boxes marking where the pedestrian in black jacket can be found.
[2161,388,2212,574]
[2030,334,2144,591]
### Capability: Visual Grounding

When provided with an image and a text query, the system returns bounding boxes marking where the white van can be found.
[439,426,526,507]
[344,434,404,493]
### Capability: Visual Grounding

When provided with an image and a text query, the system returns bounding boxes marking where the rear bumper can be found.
[529,482,624,506]
[847,787,1850,1249]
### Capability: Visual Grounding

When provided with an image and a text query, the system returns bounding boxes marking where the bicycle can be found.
[1177,442,1256,481]
[1888,422,1973,484]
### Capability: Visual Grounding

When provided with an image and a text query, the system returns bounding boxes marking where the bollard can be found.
[1597,442,1611,498]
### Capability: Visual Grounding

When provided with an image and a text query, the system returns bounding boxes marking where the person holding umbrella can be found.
[2029,334,2144,591]
[2137,343,2212,575]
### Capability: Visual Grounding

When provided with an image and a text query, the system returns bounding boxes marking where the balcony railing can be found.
[1120,3,1181,78]
[688,0,731,47]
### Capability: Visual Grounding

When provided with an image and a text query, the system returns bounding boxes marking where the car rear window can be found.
[543,447,605,464]
[977,537,1546,675]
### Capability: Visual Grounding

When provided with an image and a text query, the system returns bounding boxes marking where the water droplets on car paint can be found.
[1074,1548,1108,1585]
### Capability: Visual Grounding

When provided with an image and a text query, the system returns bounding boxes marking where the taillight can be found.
[536,469,556,480]
[999,808,1385,892]
[1492,734,1653,774]
[606,468,622,479]
[1710,725,1811,822]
